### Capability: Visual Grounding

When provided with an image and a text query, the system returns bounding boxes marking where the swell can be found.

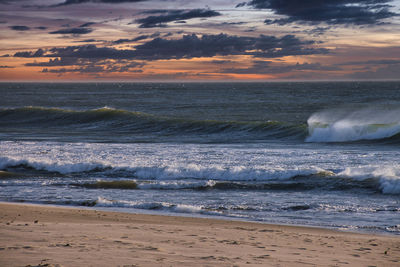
[0,106,306,141]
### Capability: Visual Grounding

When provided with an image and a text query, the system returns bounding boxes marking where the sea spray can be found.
[306,106,400,142]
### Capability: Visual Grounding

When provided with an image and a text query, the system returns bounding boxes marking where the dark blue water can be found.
[0,82,399,234]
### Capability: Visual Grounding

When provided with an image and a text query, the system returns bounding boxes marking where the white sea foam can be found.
[137,180,206,190]
[338,166,400,194]
[2,152,400,194]
[0,155,326,181]
[96,197,206,214]
[1,141,400,195]
[133,165,324,181]
[306,106,400,142]
[0,156,109,174]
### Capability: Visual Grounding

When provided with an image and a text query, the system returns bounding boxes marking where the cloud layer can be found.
[2,0,399,80]
[136,9,221,28]
[245,0,398,25]
[49,28,93,35]
[51,0,147,7]
[15,33,328,61]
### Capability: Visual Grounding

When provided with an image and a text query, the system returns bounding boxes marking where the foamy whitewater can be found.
[0,82,399,234]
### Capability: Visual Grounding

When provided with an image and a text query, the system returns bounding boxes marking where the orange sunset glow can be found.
[1,0,400,81]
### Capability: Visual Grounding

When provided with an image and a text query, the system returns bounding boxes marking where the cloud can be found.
[79,22,96,27]
[0,0,16,4]
[76,39,101,43]
[235,2,247,8]
[14,33,328,61]
[35,26,48,30]
[49,28,93,35]
[25,57,80,66]
[9,25,30,31]
[46,45,138,59]
[220,61,340,74]
[51,0,147,7]
[210,60,235,64]
[220,22,247,26]
[112,35,150,44]
[245,0,398,25]
[136,9,221,28]
[40,60,145,74]
[0,65,14,68]
[301,27,331,36]
[112,33,167,45]
[339,59,400,65]
[14,49,45,57]
[346,63,400,80]
[132,34,328,59]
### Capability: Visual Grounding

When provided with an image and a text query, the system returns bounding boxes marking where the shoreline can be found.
[1,202,399,266]
[1,200,396,236]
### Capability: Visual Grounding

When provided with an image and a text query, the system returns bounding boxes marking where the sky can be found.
[1,0,400,81]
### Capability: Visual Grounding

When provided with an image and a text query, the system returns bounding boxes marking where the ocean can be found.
[0,82,399,234]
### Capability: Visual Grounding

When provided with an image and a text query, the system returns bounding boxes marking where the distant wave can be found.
[1,156,399,194]
[306,106,400,143]
[0,106,306,142]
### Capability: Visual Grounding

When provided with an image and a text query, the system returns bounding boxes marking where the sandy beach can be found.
[0,202,398,267]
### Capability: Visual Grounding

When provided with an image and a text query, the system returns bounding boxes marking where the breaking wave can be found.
[1,156,399,194]
[0,155,327,180]
[306,106,400,143]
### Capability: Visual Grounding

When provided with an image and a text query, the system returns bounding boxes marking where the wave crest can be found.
[306,106,400,143]
[0,106,306,142]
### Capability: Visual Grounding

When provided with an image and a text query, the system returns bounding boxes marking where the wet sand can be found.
[0,202,399,267]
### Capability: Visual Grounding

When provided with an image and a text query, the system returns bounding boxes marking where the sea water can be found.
[0,82,399,234]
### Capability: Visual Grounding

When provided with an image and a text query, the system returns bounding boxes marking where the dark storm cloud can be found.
[141,9,170,14]
[9,25,30,31]
[44,45,138,59]
[51,0,147,7]
[112,35,150,44]
[76,39,101,43]
[300,27,331,36]
[221,61,340,74]
[136,9,221,28]
[0,0,16,4]
[131,34,328,59]
[25,57,79,66]
[244,0,398,25]
[235,2,247,8]
[14,49,45,57]
[49,28,93,35]
[220,22,247,26]
[79,22,96,27]
[163,32,173,37]
[14,33,328,61]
